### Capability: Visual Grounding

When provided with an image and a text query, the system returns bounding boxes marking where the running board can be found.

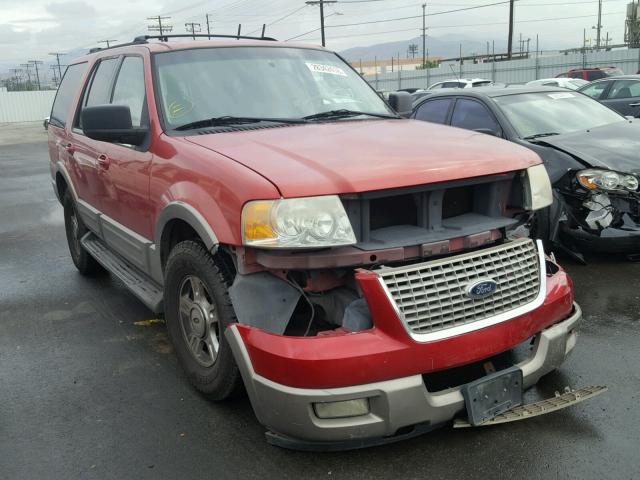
[453,385,607,428]
[81,233,164,314]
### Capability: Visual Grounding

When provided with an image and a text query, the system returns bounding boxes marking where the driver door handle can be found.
[97,154,111,170]
[65,143,75,155]
[629,102,640,107]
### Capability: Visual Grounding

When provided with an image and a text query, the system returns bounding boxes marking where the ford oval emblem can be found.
[466,278,498,299]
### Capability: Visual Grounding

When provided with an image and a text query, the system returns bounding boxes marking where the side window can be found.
[50,63,87,128]
[414,98,453,124]
[451,98,501,133]
[587,70,606,81]
[430,83,443,89]
[442,81,462,88]
[580,81,608,99]
[568,71,583,79]
[607,80,640,99]
[111,57,146,127]
[543,81,559,87]
[85,58,119,107]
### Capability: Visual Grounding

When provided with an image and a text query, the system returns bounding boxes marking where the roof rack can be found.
[87,33,278,55]
[132,34,278,43]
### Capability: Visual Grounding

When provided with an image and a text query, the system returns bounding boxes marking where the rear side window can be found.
[580,81,608,99]
[414,98,453,124]
[451,98,500,133]
[111,57,146,127]
[442,81,463,88]
[86,58,119,106]
[568,71,584,79]
[606,80,640,99]
[50,63,87,128]
[587,70,606,81]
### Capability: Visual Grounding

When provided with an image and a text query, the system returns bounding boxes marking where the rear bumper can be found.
[226,302,581,447]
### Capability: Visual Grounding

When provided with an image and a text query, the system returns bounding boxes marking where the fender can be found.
[150,201,221,284]
[54,161,78,202]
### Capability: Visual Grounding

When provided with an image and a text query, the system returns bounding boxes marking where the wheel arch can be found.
[155,202,220,268]
[54,162,78,203]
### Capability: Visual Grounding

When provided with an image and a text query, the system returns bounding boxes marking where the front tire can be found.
[163,241,242,400]
[63,191,102,275]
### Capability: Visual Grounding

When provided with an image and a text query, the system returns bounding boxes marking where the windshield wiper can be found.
[523,132,560,140]
[174,116,307,131]
[302,109,400,121]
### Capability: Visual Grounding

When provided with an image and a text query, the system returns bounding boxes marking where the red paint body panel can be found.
[185,120,541,198]
[236,269,574,389]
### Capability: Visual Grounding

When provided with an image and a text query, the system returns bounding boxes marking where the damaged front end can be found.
[552,168,640,255]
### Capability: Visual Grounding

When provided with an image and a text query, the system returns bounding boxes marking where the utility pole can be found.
[306,0,337,47]
[98,40,117,48]
[148,15,173,38]
[49,65,59,86]
[19,63,32,88]
[205,13,213,39]
[507,0,515,59]
[583,28,587,68]
[28,60,43,90]
[48,52,65,82]
[422,3,427,68]
[185,22,201,40]
[596,0,603,49]
[605,31,611,48]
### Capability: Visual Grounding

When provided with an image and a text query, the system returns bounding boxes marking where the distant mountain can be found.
[340,34,509,61]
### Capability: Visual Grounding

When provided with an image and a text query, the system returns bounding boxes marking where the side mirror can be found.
[82,105,148,146]
[388,92,413,117]
[474,127,501,137]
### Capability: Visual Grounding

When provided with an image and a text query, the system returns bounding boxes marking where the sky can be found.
[0,0,634,79]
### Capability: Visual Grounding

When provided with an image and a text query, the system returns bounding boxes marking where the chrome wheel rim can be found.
[178,275,219,367]
[69,208,81,257]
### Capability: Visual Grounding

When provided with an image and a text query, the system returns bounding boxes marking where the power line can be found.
[247,4,310,35]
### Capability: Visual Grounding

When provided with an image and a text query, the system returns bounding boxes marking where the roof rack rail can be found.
[132,34,278,43]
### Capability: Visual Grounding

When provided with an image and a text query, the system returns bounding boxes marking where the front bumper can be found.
[225,302,581,449]
[560,220,640,254]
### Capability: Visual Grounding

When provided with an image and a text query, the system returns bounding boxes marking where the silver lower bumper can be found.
[226,302,582,447]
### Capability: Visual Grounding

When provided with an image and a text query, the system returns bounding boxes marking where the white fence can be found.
[0,91,56,123]
[368,48,640,91]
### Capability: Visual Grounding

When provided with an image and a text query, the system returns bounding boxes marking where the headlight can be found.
[576,169,639,192]
[242,195,357,248]
[523,164,553,210]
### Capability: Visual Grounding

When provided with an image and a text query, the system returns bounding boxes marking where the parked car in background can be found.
[412,87,640,259]
[526,78,588,90]
[48,36,594,449]
[410,89,435,104]
[428,78,493,90]
[556,67,624,81]
[578,75,640,117]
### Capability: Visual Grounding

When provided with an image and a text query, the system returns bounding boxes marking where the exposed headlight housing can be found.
[576,169,639,192]
[242,195,357,248]
[523,164,553,210]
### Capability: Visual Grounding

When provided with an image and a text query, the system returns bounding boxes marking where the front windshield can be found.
[494,91,625,138]
[153,46,393,128]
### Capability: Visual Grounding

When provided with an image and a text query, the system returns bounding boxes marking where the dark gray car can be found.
[411,87,640,259]
[578,75,640,117]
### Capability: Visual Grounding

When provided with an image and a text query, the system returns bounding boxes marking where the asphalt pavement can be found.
[0,123,638,479]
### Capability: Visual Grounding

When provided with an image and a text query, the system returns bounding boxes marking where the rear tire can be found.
[63,191,102,275]
[163,241,242,400]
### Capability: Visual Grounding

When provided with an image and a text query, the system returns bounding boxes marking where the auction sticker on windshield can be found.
[548,92,575,99]
[306,63,348,76]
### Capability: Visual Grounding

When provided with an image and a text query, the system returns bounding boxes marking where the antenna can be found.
[448,63,460,81]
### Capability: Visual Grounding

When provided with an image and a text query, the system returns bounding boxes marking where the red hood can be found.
[185,119,541,197]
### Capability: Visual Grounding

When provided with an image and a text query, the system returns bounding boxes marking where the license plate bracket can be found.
[461,366,523,426]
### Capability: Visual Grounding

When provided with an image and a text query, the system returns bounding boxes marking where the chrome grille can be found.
[377,239,542,336]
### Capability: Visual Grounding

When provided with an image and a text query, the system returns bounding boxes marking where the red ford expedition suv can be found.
[48,35,598,450]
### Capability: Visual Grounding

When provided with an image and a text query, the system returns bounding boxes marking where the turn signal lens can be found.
[242,201,275,242]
